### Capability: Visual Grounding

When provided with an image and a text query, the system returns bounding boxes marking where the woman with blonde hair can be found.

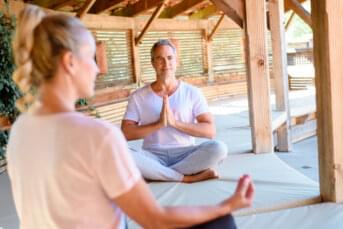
[7,5,254,229]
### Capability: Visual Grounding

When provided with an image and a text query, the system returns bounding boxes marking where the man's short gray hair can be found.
[150,39,176,61]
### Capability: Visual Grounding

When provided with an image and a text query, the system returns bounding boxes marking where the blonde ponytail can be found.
[12,5,87,112]
[12,5,45,111]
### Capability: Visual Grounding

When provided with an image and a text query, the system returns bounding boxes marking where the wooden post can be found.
[130,29,141,85]
[244,0,273,153]
[312,0,343,202]
[203,29,214,82]
[269,0,292,152]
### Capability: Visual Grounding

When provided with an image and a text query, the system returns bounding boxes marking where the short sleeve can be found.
[192,87,210,118]
[94,126,141,199]
[123,94,140,122]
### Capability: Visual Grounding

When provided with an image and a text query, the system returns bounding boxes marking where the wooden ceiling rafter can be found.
[210,0,244,28]
[135,0,167,45]
[207,12,225,41]
[285,11,295,31]
[159,0,206,18]
[89,0,126,14]
[76,0,96,18]
[285,0,312,27]
[46,0,75,10]
[189,4,218,19]
[112,0,163,17]
[284,0,307,11]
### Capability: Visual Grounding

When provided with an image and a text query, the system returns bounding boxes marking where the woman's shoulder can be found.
[13,112,121,138]
[67,112,121,135]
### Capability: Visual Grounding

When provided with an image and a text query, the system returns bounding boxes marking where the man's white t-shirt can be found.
[124,81,209,150]
[7,112,141,229]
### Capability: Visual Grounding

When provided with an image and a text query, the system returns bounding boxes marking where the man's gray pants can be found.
[129,140,228,181]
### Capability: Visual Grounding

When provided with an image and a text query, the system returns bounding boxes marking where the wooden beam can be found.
[207,13,225,41]
[76,0,96,19]
[31,0,54,8]
[113,0,162,17]
[269,0,292,152]
[285,11,295,31]
[312,0,343,202]
[47,0,74,9]
[0,0,56,16]
[286,0,312,27]
[244,0,273,153]
[189,4,218,19]
[89,0,125,14]
[210,0,244,28]
[159,0,205,18]
[130,30,141,84]
[0,1,239,31]
[284,0,307,11]
[135,1,166,45]
[202,30,214,82]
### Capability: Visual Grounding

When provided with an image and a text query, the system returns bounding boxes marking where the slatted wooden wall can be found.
[93,30,133,89]
[91,28,275,93]
[212,29,246,75]
[138,31,205,83]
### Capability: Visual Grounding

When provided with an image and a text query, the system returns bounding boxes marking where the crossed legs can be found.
[130,140,228,182]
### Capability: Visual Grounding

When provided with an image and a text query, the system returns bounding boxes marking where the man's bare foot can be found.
[182,169,219,183]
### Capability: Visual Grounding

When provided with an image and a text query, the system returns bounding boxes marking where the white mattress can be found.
[128,153,320,228]
[236,203,343,229]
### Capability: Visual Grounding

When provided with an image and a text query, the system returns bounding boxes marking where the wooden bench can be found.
[290,106,317,143]
[272,106,317,145]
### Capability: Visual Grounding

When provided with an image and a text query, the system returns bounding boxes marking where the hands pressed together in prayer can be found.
[159,95,176,128]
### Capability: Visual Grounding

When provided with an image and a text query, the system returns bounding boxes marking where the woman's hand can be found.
[220,175,255,213]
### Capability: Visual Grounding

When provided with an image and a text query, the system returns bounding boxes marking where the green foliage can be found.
[76,98,89,107]
[0,7,20,158]
[286,1,313,42]
[0,11,20,121]
[76,98,101,118]
[0,130,9,157]
[288,15,312,41]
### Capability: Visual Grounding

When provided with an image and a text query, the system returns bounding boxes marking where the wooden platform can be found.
[128,153,320,228]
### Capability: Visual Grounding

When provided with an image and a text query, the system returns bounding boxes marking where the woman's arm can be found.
[113,175,254,229]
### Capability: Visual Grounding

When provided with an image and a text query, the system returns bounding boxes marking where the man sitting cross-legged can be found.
[121,39,228,183]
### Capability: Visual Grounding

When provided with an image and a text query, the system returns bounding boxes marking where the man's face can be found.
[151,45,177,79]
